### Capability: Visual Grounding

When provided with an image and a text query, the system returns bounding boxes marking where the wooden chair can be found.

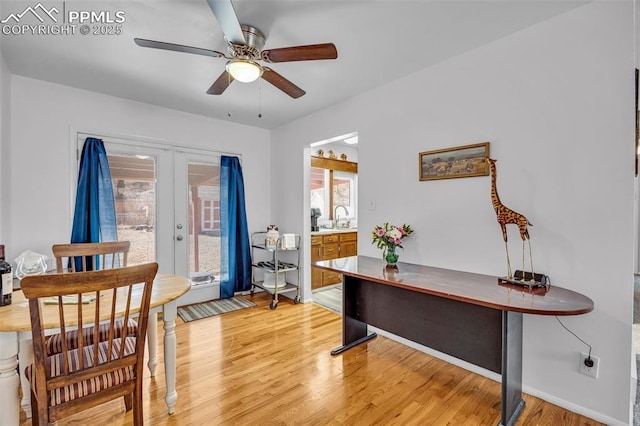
[47,242,136,357]
[21,262,158,425]
[52,241,130,273]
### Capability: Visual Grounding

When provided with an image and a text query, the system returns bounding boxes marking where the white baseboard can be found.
[521,384,627,426]
[632,343,638,426]
[369,326,627,426]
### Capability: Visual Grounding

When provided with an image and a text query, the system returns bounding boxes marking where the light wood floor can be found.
[20,292,603,425]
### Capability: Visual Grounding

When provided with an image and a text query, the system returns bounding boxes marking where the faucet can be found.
[333,205,349,228]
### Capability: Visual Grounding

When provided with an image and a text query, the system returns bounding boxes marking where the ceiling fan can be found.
[134,0,338,99]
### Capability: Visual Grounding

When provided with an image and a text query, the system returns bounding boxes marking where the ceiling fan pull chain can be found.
[258,80,262,118]
[227,73,232,117]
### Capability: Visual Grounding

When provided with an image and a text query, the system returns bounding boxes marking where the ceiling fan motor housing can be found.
[227,24,265,60]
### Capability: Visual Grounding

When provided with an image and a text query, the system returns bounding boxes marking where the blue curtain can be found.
[70,137,117,270]
[220,156,251,298]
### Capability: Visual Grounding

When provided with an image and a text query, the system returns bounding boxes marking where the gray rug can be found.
[313,285,342,314]
[177,296,255,322]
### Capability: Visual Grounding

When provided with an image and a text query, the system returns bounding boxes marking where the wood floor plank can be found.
[19,292,604,425]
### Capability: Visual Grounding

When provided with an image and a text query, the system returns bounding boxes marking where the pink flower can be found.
[371,222,413,250]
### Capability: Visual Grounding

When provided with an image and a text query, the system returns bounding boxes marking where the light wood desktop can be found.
[0,273,191,426]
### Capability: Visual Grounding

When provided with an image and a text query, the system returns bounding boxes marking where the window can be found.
[310,167,329,221]
[310,156,358,227]
[332,171,356,220]
[201,199,220,231]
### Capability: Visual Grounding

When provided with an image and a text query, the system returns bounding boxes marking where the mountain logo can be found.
[1,3,59,24]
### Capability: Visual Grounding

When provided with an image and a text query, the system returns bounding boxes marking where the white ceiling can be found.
[0,1,584,129]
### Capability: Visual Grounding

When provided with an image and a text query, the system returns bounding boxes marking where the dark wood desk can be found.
[314,256,593,426]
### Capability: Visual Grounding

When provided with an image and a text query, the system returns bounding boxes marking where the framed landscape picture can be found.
[419,142,490,181]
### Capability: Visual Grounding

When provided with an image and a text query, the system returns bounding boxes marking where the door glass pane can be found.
[187,162,221,279]
[108,154,156,265]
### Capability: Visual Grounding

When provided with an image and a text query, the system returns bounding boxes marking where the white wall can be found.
[635,0,640,274]
[8,75,271,266]
[272,3,633,424]
[0,49,11,246]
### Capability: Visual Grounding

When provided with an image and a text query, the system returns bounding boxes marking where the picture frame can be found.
[419,142,490,181]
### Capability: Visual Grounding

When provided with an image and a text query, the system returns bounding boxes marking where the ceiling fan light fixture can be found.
[226,59,262,83]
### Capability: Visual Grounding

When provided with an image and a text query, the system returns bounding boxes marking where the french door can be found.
[78,135,221,279]
[173,149,221,279]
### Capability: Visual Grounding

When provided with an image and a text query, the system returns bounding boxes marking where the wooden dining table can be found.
[0,272,191,426]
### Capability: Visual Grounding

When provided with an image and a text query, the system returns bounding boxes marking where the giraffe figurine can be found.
[486,158,534,281]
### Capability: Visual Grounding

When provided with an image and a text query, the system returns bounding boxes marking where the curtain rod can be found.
[76,131,243,159]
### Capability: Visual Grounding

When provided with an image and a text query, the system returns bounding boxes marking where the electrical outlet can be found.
[579,352,600,378]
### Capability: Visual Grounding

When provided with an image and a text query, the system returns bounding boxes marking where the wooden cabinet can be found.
[320,270,342,287]
[322,243,339,259]
[339,232,357,257]
[310,236,323,289]
[311,232,357,290]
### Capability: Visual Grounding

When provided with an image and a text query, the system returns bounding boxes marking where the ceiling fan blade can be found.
[134,38,225,58]
[206,71,234,95]
[262,43,338,63]
[261,68,305,99]
[205,0,246,45]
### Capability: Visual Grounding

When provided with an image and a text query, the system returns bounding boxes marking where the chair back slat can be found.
[21,263,158,424]
[92,289,101,363]
[76,294,86,372]
[57,299,70,376]
[118,285,134,360]
[52,241,130,273]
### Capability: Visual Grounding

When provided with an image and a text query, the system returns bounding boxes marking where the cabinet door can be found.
[310,245,322,262]
[311,240,323,289]
[322,243,339,260]
[340,241,357,257]
[311,267,323,289]
[322,270,342,286]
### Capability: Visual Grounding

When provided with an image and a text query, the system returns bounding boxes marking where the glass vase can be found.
[383,245,399,267]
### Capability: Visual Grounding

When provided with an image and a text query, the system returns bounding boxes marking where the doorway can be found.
[307,132,358,313]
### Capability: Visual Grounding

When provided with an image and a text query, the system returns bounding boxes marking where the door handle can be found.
[176,235,184,241]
